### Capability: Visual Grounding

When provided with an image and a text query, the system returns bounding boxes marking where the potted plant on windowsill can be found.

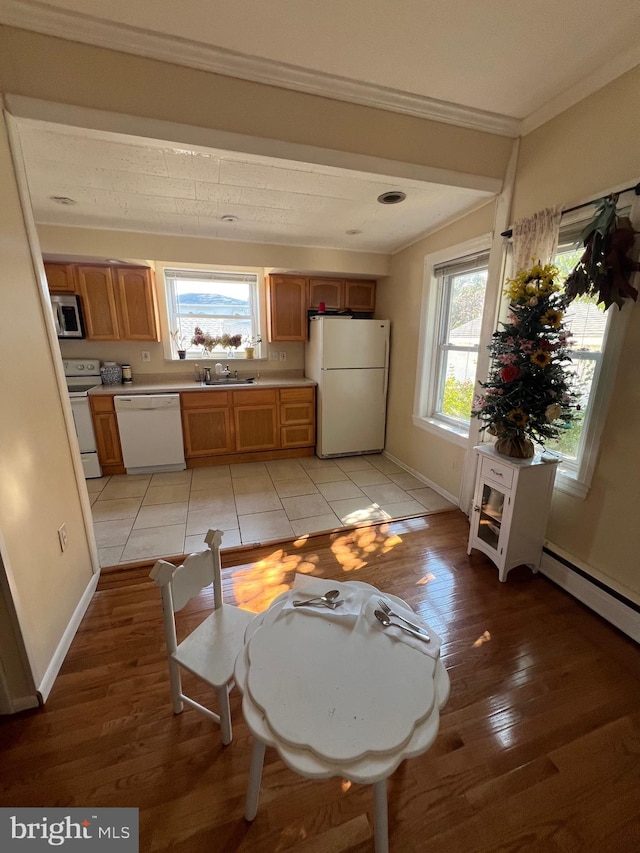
[171,329,189,359]
[243,333,262,359]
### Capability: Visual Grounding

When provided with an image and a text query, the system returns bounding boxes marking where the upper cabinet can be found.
[44,262,77,294]
[268,274,377,341]
[267,275,308,342]
[67,264,159,342]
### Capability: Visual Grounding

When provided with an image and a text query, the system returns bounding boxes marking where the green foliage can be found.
[442,374,474,420]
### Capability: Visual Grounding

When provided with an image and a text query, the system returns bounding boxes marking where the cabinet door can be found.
[77,266,120,340]
[308,278,344,310]
[233,389,278,452]
[267,275,307,341]
[115,267,160,341]
[90,398,123,466]
[44,262,76,293]
[182,409,235,456]
[473,480,508,556]
[344,279,376,312]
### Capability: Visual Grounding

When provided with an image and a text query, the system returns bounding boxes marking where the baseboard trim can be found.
[381,451,459,506]
[36,571,100,703]
[540,547,639,644]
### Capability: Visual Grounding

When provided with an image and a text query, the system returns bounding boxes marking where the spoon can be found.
[292,589,342,608]
[374,609,430,642]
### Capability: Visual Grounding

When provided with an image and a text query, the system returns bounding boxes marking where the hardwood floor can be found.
[2,510,639,852]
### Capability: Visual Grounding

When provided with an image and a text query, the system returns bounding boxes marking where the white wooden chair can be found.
[149,528,252,745]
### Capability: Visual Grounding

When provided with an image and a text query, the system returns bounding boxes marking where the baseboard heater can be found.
[540,547,639,644]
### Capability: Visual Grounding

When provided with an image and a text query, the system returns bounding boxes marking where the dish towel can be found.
[363,594,441,658]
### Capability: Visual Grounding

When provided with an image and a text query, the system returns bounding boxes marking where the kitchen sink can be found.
[200,378,256,386]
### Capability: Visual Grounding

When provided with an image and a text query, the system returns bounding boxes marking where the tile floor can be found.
[88,453,456,567]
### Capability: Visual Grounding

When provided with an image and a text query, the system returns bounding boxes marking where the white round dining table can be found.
[234,578,449,852]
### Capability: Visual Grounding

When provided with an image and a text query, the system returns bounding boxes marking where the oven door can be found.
[70,397,102,478]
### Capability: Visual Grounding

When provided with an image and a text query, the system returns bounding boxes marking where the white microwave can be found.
[51,294,85,339]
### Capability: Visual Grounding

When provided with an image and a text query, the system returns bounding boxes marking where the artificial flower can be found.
[500,365,521,382]
[545,403,563,421]
[530,349,552,367]
[541,308,563,328]
[507,408,528,426]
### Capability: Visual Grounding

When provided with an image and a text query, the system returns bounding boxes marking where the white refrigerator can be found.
[305,316,390,457]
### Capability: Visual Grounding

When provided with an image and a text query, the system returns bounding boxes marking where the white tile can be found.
[406,488,457,511]
[316,480,366,501]
[334,457,375,472]
[298,457,340,470]
[219,528,242,549]
[378,499,429,519]
[188,491,237,512]
[235,491,283,515]
[133,502,189,529]
[265,459,306,480]
[280,493,332,520]
[328,497,388,525]
[230,461,269,478]
[120,524,186,562]
[142,484,191,506]
[273,476,318,498]
[86,475,111,494]
[99,476,150,500]
[232,475,276,495]
[91,497,142,522]
[342,468,391,487]
[190,465,232,487]
[150,469,193,486]
[290,513,343,536]
[94,518,134,548]
[307,467,349,484]
[365,455,403,474]
[360,483,412,504]
[186,507,239,535]
[98,545,124,567]
[239,510,294,544]
[388,472,426,490]
[184,528,241,553]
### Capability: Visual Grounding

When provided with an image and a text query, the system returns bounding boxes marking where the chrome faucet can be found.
[222,364,231,377]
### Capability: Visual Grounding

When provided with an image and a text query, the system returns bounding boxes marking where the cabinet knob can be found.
[473,505,480,513]
[489,468,503,477]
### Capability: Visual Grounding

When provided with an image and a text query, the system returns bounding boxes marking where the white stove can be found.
[63,360,102,478]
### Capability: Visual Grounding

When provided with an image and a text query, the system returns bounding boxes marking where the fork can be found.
[377,599,430,640]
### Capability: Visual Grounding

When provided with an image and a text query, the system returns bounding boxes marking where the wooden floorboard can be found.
[2,511,639,852]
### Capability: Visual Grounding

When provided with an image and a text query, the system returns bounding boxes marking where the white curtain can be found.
[511,206,562,272]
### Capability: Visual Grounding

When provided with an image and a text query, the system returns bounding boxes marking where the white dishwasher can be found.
[114,394,186,474]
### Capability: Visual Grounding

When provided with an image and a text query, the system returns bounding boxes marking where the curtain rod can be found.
[500,182,640,239]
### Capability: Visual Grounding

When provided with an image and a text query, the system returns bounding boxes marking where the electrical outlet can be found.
[141,351,151,362]
[279,351,287,362]
[268,350,279,362]
[57,523,68,553]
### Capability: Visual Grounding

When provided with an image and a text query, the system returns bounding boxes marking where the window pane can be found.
[445,269,487,345]
[549,357,597,460]
[439,350,478,420]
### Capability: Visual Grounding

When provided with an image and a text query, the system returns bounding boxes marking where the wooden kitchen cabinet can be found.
[467,445,559,583]
[44,262,77,293]
[308,277,376,313]
[266,275,307,342]
[308,278,344,311]
[344,279,376,312]
[279,387,315,448]
[181,391,235,458]
[76,264,159,342]
[233,389,279,452]
[89,396,124,474]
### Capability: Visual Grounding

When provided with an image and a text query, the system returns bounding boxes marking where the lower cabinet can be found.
[467,445,559,582]
[89,396,124,474]
[181,385,316,465]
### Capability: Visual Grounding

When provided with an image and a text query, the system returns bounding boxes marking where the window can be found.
[164,267,262,358]
[414,243,490,444]
[549,194,637,497]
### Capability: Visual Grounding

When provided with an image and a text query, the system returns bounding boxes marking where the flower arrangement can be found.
[220,333,243,351]
[191,327,221,353]
[472,261,579,458]
[243,333,262,348]
[171,329,189,350]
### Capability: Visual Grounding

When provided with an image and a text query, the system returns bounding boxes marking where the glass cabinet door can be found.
[476,483,506,552]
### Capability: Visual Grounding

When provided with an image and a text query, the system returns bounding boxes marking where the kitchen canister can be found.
[100,361,123,385]
[121,363,133,384]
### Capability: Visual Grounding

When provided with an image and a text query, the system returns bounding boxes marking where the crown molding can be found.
[0,0,520,138]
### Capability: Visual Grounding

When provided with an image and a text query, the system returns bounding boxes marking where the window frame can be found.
[159,263,265,361]
[413,236,491,446]
[552,192,638,498]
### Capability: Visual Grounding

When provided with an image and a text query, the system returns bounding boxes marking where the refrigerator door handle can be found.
[383,366,388,401]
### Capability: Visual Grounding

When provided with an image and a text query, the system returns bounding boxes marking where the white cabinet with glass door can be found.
[467,446,559,582]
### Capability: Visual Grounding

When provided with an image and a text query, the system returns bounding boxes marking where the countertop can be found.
[88,372,316,396]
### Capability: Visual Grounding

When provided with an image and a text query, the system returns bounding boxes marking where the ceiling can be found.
[4,0,640,254]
